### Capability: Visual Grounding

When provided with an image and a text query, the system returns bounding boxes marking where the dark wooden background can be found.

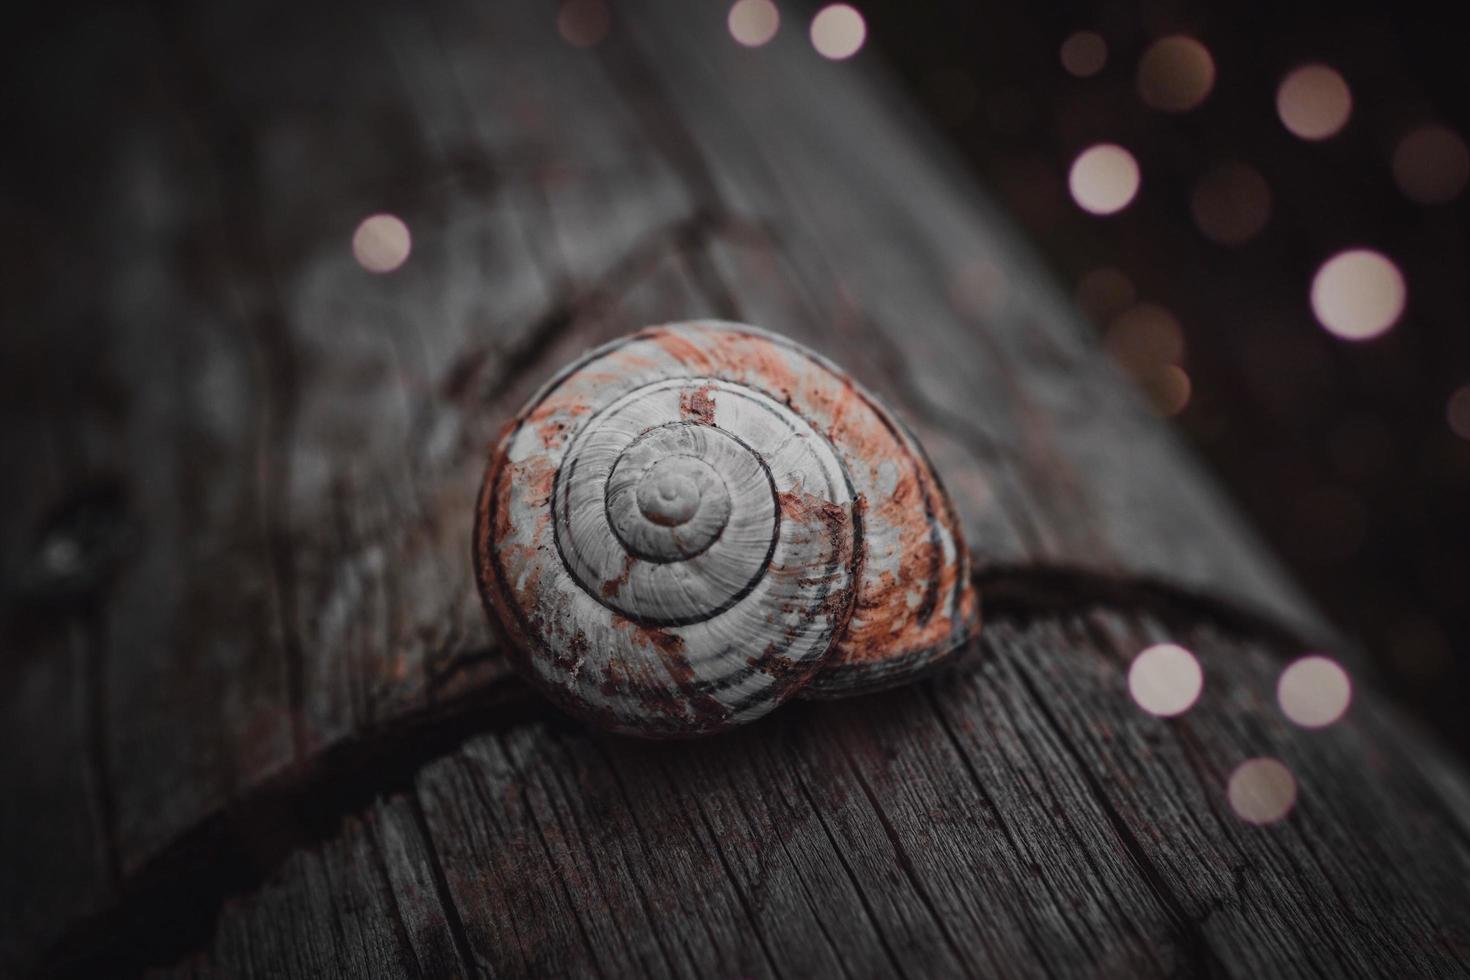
[2,0,1468,976]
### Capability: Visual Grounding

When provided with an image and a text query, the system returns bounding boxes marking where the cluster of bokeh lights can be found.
[728,0,868,59]
[1128,643,1352,825]
[1058,30,1468,438]
[551,0,869,58]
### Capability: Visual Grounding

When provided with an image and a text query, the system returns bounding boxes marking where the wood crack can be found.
[758,792,862,980]
[362,815,426,979]
[1010,661,1230,979]
[405,781,482,979]
[496,733,613,980]
[985,660,1169,974]
[677,772,789,980]
[924,687,1073,977]
[590,740,727,976]
[836,742,978,976]
[540,737,682,978]
[787,770,912,980]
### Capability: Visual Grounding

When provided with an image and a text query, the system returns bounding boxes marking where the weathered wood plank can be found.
[2,6,295,968]
[3,0,1467,976]
[154,796,465,980]
[148,611,1470,979]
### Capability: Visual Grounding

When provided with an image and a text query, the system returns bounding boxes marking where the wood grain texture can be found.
[1,0,1464,976]
[147,612,1470,979]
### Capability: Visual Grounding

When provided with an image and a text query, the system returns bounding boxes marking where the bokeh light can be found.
[1393,125,1470,205]
[1105,303,1184,374]
[1060,31,1107,78]
[557,0,611,48]
[811,4,866,60]
[1310,249,1406,341]
[1277,65,1352,140]
[1446,386,1470,441]
[352,214,412,274]
[1277,655,1353,728]
[1228,758,1298,825]
[1069,144,1140,215]
[1137,36,1215,113]
[1128,643,1203,717]
[728,0,780,48]
[1191,163,1271,245]
[1103,303,1192,417]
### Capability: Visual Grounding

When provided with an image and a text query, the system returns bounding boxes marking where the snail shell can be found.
[474,321,978,737]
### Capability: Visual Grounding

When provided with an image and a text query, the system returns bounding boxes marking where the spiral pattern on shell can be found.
[475,322,979,737]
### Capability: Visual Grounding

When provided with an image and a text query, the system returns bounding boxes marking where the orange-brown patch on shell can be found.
[639,625,686,655]
[480,464,526,587]
[477,432,563,671]
[609,350,662,372]
[600,552,637,599]
[651,329,718,374]
[525,389,592,428]
[653,326,801,405]
[777,488,848,533]
[679,384,717,425]
[536,417,570,450]
[840,462,968,663]
[775,488,859,628]
[737,339,801,405]
[549,628,592,679]
[605,614,735,730]
[809,372,973,669]
[478,418,524,551]
[531,455,559,499]
[585,641,694,734]
[746,645,819,703]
